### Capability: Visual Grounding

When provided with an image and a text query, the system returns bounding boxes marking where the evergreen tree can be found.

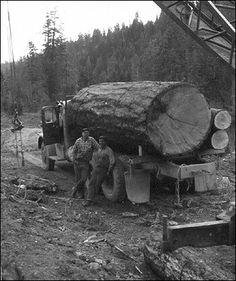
[42,9,66,102]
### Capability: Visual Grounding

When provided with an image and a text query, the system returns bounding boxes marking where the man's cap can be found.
[82,128,89,133]
[99,135,107,141]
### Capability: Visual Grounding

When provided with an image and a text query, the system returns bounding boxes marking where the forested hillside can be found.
[1,11,234,115]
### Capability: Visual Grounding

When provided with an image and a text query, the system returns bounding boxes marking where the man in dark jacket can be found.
[84,136,115,206]
[71,128,99,198]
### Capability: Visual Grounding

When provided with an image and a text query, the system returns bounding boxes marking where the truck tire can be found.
[41,142,55,171]
[102,159,126,202]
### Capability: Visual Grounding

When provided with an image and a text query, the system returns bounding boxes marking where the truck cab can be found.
[38,102,73,170]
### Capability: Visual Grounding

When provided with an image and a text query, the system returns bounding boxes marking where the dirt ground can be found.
[1,111,235,280]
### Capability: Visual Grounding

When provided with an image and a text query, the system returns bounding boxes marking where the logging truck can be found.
[38,81,231,203]
[38,0,234,203]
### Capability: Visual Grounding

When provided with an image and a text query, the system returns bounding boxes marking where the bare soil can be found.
[1,112,235,280]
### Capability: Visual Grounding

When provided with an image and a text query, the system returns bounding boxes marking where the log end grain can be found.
[147,85,211,157]
[214,110,232,130]
[211,130,229,149]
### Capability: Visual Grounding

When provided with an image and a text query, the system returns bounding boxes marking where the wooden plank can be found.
[157,160,180,179]
[167,220,229,250]
[198,148,225,157]
[180,161,215,179]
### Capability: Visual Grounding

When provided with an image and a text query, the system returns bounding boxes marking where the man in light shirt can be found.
[71,128,99,199]
[84,136,115,206]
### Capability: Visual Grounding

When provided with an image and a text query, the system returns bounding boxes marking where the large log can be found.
[143,242,235,280]
[66,81,212,158]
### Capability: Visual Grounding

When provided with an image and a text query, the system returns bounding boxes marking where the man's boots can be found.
[77,180,85,199]
[83,199,94,207]
[71,184,84,199]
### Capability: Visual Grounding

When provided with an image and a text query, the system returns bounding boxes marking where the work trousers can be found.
[87,167,107,201]
[73,161,90,194]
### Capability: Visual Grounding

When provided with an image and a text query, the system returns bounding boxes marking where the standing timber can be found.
[66,81,212,158]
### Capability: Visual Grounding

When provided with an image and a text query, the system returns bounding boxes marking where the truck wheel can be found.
[102,159,126,202]
[41,142,55,171]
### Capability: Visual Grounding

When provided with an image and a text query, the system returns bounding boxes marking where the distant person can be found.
[56,101,64,128]
[71,128,99,199]
[56,101,64,141]
[84,136,115,206]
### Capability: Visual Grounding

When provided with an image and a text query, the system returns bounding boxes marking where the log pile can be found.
[66,81,212,158]
[202,108,232,150]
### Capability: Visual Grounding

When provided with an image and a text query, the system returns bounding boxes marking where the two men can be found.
[72,128,115,206]
[72,128,99,198]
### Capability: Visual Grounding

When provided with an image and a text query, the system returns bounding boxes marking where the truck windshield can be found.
[44,108,57,123]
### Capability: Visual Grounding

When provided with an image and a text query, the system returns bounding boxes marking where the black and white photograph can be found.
[1,1,235,280]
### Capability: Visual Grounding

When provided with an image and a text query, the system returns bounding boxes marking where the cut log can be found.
[211,130,229,149]
[66,81,212,158]
[211,108,232,130]
[143,242,235,280]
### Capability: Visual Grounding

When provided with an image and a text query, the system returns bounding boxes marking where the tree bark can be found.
[143,242,235,280]
[66,81,212,158]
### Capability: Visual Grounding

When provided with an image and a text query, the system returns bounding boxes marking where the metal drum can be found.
[124,167,150,203]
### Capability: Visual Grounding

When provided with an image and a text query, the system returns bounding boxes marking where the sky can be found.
[1,1,161,63]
